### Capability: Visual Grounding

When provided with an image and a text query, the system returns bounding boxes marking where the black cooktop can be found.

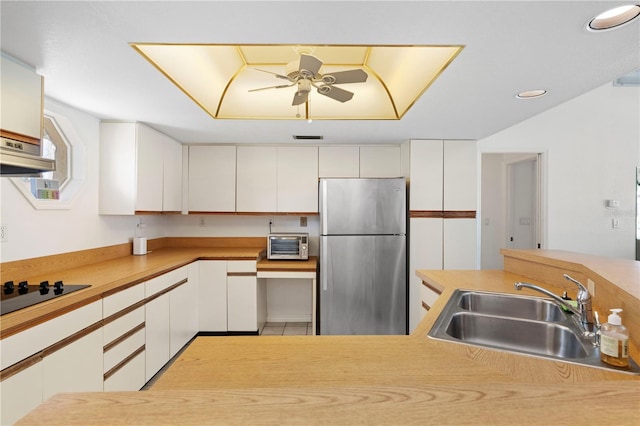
[1,281,91,315]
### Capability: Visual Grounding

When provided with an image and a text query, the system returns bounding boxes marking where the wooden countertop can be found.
[17,259,640,425]
[1,246,264,338]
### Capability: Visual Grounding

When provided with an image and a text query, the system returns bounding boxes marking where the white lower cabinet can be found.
[145,266,196,381]
[227,261,266,333]
[199,260,228,332]
[145,291,171,382]
[42,328,103,400]
[0,359,43,425]
[103,351,146,392]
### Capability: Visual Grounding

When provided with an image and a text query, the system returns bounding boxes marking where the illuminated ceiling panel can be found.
[131,44,463,120]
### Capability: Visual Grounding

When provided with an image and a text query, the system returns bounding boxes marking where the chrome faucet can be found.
[514,274,594,330]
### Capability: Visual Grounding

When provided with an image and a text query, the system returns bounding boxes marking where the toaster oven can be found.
[267,233,309,260]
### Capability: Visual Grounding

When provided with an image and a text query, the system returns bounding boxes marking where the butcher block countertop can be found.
[15,249,640,425]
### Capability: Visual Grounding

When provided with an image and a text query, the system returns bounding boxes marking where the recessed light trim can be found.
[516,89,547,99]
[587,4,640,31]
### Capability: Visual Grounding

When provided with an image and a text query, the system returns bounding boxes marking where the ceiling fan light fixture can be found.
[516,89,547,99]
[587,4,640,31]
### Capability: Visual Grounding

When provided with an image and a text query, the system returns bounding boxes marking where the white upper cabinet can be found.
[0,56,43,141]
[359,146,402,178]
[163,135,184,212]
[409,140,444,211]
[236,146,278,212]
[99,122,183,215]
[443,140,477,211]
[277,146,318,213]
[188,145,236,212]
[319,146,359,178]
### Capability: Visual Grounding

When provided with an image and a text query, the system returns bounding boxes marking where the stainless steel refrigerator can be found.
[318,178,407,335]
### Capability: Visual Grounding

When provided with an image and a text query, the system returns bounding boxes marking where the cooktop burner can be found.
[1,281,91,315]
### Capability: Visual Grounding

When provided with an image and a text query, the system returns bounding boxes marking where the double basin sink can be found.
[428,289,639,374]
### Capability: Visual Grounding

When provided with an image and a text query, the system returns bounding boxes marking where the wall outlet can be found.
[587,279,595,297]
[300,216,307,227]
[199,217,206,227]
[0,224,7,242]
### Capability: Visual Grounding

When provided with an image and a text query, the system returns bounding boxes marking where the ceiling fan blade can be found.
[322,69,368,85]
[248,83,295,92]
[251,68,291,80]
[299,54,323,77]
[292,90,309,106]
[317,85,354,103]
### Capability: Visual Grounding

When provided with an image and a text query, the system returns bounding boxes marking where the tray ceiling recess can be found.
[130,44,463,121]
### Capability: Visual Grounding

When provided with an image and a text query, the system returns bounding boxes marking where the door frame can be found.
[505,154,541,250]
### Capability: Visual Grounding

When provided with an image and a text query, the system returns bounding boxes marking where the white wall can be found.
[479,83,640,259]
[0,98,167,263]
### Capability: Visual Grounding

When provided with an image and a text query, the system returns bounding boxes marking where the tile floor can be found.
[260,322,313,336]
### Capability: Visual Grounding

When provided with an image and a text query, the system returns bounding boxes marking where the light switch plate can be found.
[1,224,7,242]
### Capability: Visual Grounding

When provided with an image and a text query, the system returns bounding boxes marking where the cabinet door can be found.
[277,146,318,213]
[409,140,444,211]
[169,279,198,357]
[443,140,477,211]
[163,135,183,212]
[408,217,443,331]
[199,260,228,331]
[318,146,359,178]
[42,328,103,400]
[99,122,137,215]
[135,124,164,212]
[227,276,258,332]
[103,351,146,392]
[188,145,236,212]
[0,359,43,426]
[236,146,277,212]
[360,146,401,178]
[0,56,43,140]
[443,218,477,269]
[145,293,171,382]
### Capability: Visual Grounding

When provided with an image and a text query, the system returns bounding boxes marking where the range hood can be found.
[0,137,55,176]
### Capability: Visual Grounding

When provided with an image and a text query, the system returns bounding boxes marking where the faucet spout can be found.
[514,275,594,329]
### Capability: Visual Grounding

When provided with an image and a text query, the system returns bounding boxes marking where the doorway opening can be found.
[480,153,544,269]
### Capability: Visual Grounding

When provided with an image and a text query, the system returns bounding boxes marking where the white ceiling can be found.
[1,1,639,145]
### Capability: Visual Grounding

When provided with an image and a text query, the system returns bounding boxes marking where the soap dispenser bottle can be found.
[600,309,629,368]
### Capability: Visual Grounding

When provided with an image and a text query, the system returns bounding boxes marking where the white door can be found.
[507,156,538,249]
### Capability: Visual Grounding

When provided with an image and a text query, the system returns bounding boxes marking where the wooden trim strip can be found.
[227,272,257,277]
[0,352,43,382]
[422,280,443,295]
[102,300,146,326]
[410,211,444,218]
[421,301,431,311]
[104,322,145,353]
[41,320,103,358]
[0,129,41,145]
[145,278,188,303]
[443,210,476,219]
[103,345,145,381]
[410,210,476,219]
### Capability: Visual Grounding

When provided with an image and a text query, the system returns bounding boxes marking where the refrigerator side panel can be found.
[320,178,406,235]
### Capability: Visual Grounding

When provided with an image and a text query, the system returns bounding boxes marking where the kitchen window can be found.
[11,108,85,209]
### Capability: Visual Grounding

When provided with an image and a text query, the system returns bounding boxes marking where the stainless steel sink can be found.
[445,312,588,358]
[428,289,640,375]
[457,291,566,322]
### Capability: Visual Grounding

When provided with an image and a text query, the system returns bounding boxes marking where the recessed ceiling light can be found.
[516,90,547,99]
[588,4,640,31]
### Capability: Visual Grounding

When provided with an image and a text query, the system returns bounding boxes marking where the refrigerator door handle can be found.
[320,179,328,232]
[321,240,328,291]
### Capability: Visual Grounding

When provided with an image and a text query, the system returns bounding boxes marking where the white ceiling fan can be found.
[249,54,368,106]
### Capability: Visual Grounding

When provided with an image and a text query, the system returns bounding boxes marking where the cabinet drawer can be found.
[103,349,146,392]
[103,306,145,345]
[0,300,102,370]
[146,266,189,297]
[104,327,145,373]
[227,260,257,273]
[103,283,145,317]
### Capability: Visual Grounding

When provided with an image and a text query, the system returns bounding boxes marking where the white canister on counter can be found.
[133,237,147,255]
